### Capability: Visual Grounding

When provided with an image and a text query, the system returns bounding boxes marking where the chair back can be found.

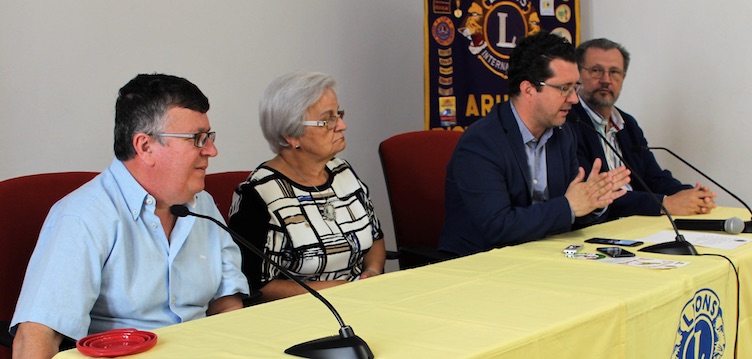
[379,130,462,269]
[204,171,251,222]
[0,172,98,357]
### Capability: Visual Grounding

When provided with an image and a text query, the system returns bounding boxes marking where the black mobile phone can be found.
[585,238,644,247]
[597,247,636,258]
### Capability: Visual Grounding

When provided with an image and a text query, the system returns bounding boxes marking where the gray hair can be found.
[259,71,336,153]
[575,38,631,73]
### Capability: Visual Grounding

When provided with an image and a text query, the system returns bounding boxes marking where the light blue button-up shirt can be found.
[511,103,554,205]
[11,159,249,340]
[510,103,605,222]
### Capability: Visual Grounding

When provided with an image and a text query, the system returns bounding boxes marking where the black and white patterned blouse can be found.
[228,157,383,291]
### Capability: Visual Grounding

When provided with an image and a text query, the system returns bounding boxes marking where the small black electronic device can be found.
[597,247,636,258]
[585,238,643,247]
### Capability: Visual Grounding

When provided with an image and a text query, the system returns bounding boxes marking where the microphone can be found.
[638,146,752,233]
[573,116,698,255]
[667,217,744,235]
[170,205,374,359]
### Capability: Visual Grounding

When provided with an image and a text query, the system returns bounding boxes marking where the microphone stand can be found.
[170,205,374,359]
[573,118,698,255]
[644,146,752,233]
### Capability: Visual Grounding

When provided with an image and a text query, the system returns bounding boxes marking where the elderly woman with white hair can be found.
[228,71,386,301]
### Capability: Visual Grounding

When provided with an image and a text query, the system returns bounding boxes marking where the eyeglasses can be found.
[581,66,625,80]
[156,131,216,148]
[302,109,345,130]
[538,82,582,97]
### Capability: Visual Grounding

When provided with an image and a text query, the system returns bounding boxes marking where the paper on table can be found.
[607,256,690,269]
[640,230,751,250]
[570,252,690,269]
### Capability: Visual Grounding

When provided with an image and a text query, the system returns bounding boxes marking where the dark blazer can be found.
[567,103,691,219]
[439,101,599,256]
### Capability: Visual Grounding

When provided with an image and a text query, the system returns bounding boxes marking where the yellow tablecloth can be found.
[55,207,751,358]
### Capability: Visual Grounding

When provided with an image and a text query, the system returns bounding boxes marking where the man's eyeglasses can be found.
[302,109,345,130]
[156,131,216,148]
[538,82,582,97]
[581,66,625,80]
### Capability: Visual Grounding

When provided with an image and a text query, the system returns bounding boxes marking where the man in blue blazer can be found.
[440,32,632,256]
[567,38,716,220]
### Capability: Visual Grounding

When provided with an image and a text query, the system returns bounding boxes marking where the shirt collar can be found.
[107,158,199,220]
[578,96,625,132]
[510,102,553,145]
[184,196,198,210]
[107,159,149,220]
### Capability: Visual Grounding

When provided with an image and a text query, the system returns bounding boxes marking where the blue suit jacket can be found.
[440,101,598,256]
[567,103,691,219]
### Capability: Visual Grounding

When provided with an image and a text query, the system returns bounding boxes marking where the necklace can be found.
[280,156,336,221]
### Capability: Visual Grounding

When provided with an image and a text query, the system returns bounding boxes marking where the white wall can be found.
[581,0,752,211]
[2,1,750,265]
[0,1,425,268]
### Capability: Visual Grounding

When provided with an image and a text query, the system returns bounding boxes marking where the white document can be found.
[570,252,690,269]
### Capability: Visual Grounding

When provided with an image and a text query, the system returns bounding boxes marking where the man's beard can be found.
[584,88,618,110]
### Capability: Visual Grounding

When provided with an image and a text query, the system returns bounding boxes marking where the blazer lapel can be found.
[546,128,567,197]
[498,103,532,195]
[573,104,609,170]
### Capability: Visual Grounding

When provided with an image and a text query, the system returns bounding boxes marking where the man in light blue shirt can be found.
[10,74,249,358]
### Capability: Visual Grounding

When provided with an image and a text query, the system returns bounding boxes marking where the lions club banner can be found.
[672,289,727,359]
[425,0,580,129]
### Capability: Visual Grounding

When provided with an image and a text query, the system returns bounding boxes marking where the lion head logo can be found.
[522,5,541,35]
[458,1,486,55]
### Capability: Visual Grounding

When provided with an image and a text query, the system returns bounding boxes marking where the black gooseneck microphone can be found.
[573,117,698,255]
[632,148,744,359]
[170,205,374,359]
[637,146,752,234]
[670,217,744,235]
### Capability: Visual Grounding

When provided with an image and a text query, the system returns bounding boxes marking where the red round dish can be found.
[76,328,158,357]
